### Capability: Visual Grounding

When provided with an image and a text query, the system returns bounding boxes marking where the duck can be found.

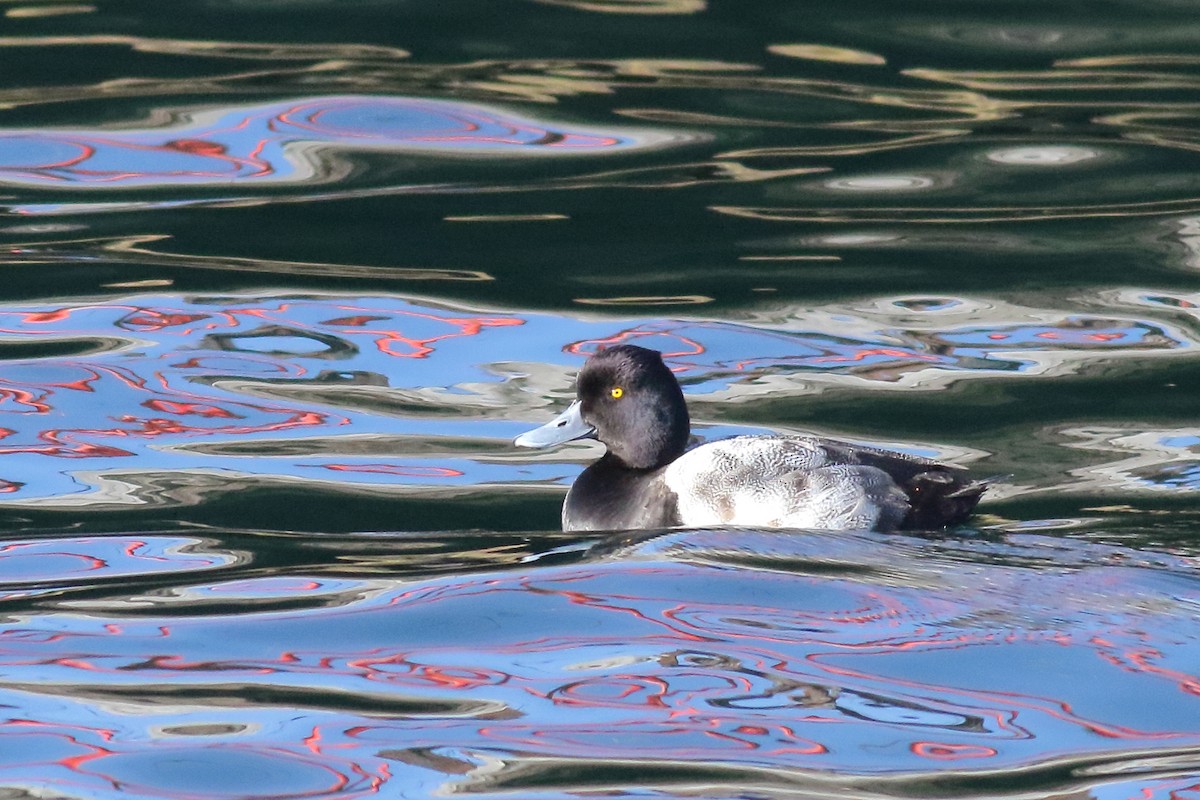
[515,344,989,532]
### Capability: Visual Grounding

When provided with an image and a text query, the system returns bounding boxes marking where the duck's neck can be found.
[597,450,661,473]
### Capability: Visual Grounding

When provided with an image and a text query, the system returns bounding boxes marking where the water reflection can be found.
[0,292,1194,509]
[1,234,494,281]
[2,6,1200,797]
[768,43,887,66]
[986,145,1101,165]
[5,5,96,17]
[1062,427,1200,493]
[0,529,1196,798]
[0,536,238,586]
[822,173,940,192]
[3,31,1198,226]
[528,0,706,13]
[0,95,665,190]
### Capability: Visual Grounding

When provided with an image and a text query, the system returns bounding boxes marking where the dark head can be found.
[515,345,690,470]
[576,345,689,469]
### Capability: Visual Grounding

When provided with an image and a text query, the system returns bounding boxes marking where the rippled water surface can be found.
[1,0,1199,798]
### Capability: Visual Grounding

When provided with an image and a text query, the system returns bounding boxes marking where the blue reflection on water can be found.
[0,95,664,189]
[0,530,1196,798]
[0,293,1194,505]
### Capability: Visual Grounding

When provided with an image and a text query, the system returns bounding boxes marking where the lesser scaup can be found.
[515,344,988,532]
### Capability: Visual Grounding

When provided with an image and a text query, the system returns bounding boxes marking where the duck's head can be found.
[515,344,690,470]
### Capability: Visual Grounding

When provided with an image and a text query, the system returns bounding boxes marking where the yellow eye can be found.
[610,386,624,399]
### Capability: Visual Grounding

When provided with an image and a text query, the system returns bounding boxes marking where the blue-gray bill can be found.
[514,400,596,448]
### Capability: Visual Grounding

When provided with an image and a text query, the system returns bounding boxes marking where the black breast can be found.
[563,456,680,532]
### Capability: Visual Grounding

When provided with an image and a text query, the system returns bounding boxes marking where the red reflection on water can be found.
[0,434,134,459]
[529,575,715,644]
[0,553,1193,797]
[0,541,105,572]
[568,323,948,378]
[811,346,940,365]
[21,309,76,324]
[5,291,1191,508]
[2,300,517,477]
[134,654,278,674]
[322,464,465,478]
[811,642,1182,743]
[116,299,523,359]
[0,386,52,413]
[550,675,671,708]
[119,310,213,333]
[475,719,827,760]
[136,312,210,332]
[911,741,997,760]
[124,540,164,561]
[142,400,240,418]
[1091,635,1200,698]
[341,653,508,691]
[0,399,335,457]
[0,537,234,595]
[277,98,624,150]
[567,329,706,370]
[718,724,827,755]
[503,564,1200,760]
[0,719,116,778]
[0,96,635,189]
[321,309,522,359]
[320,315,390,327]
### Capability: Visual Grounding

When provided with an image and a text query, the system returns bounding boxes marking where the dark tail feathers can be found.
[900,471,999,530]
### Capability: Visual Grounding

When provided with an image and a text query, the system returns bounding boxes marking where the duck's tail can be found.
[900,471,1001,530]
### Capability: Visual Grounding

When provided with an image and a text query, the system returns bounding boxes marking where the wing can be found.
[815,438,987,528]
[663,435,911,531]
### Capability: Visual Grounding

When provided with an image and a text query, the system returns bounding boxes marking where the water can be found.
[1,1,1199,797]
